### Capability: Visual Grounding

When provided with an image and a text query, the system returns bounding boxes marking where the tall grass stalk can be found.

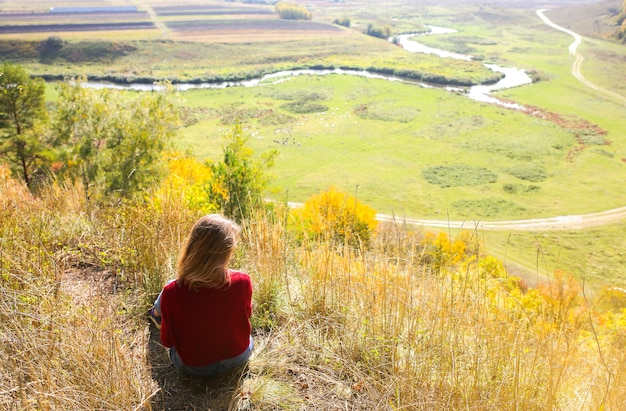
[242,211,625,409]
[1,176,157,409]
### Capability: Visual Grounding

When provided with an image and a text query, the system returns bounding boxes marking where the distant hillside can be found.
[544,0,624,40]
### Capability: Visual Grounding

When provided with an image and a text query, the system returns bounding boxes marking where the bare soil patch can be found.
[146,323,247,410]
[0,11,149,23]
[60,267,119,306]
[166,19,343,33]
[154,5,274,16]
[0,22,154,34]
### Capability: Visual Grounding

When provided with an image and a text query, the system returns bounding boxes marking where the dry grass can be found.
[2,168,625,410]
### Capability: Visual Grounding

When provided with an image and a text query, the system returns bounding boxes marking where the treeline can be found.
[0,62,178,197]
[365,23,391,40]
[275,1,311,20]
[0,36,135,63]
[0,62,378,238]
[0,63,279,223]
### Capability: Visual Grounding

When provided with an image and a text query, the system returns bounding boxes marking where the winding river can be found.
[86,25,533,108]
[396,26,532,109]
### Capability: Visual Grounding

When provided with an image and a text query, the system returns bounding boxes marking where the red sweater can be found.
[159,271,252,367]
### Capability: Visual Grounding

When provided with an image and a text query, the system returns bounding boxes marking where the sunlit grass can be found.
[2,168,625,409]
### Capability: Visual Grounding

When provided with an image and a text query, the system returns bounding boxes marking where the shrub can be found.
[353,102,419,123]
[506,164,547,182]
[365,23,391,39]
[290,185,378,247]
[333,17,351,28]
[206,121,278,222]
[422,164,498,188]
[59,41,136,63]
[0,40,40,59]
[421,230,471,269]
[503,183,540,194]
[154,152,216,213]
[452,198,526,217]
[280,100,328,114]
[275,2,312,20]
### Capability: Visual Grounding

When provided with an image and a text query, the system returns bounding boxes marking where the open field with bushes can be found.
[5,1,622,221]
[178,71,626,222]
[2,0,626,408]
[3,0,626,286]
[0,0,497,83]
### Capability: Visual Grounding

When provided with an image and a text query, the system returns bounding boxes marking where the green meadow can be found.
[172,2,626,289]
[180,70,625,221]
[478,222,626,290]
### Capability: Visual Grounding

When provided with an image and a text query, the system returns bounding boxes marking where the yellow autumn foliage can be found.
[291,185,378,246]
[153,152,215,213]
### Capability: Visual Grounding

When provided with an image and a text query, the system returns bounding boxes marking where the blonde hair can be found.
[177,214,240,290]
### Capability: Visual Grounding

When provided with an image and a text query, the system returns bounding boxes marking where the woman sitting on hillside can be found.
[148,214,253,377]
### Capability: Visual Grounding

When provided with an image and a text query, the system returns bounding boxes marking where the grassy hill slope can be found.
[2,170,625,409]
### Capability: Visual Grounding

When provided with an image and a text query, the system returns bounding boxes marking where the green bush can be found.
[270,90,329,101]
[353,102,419,123]
[506,164,547,182]
[333,17,351,28]
[0,40,40,59]
[275,2,312,20]
[365,23,391,39]
[280,100,328,114]
[60,41,136,63]
[503,184,540,194]
[422,164,498,188]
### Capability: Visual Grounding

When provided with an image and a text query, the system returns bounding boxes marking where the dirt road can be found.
[536,9,626,106]
[376,206,626,231]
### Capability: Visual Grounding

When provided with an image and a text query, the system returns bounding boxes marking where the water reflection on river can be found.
[86,25,532,109]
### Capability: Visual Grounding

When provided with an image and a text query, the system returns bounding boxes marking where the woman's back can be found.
[160,270,252,367]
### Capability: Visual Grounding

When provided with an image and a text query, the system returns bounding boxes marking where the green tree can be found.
[52,80,112,198]
[0,62,48,188]
[103,86,180,197]
[52,80,180,200]
[365,23,391,39]
[207,121,278,222]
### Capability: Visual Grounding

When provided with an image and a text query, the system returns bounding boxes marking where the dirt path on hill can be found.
[536,9,626,106]
[133,0,169,38]
[288,203,626,231]
[377,206,626,231]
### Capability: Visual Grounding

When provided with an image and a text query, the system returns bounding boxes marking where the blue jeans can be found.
[169,338,253,377]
